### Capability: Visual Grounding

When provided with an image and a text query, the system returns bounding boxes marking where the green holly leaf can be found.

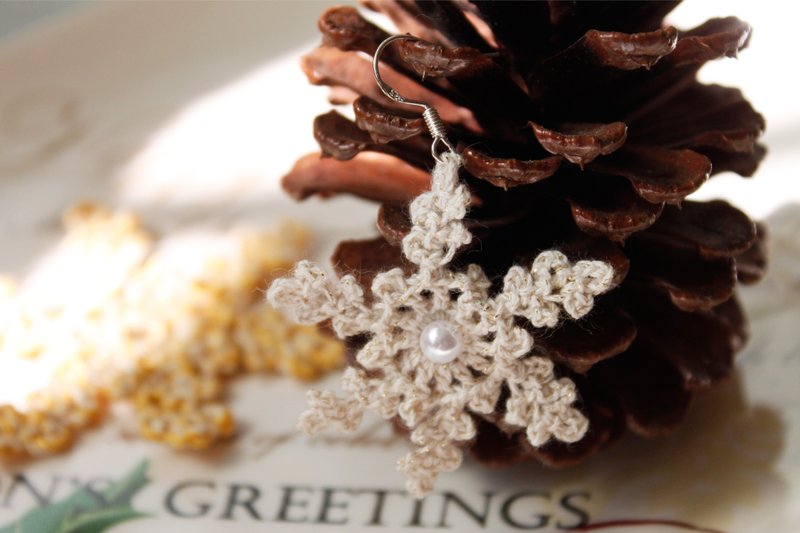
[0,460,151,533]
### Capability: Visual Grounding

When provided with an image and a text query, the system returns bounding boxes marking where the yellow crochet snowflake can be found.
[0,204,344,458]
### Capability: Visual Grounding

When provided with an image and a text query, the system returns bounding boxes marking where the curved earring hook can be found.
[373,34,455,162]
[373,34,428,109]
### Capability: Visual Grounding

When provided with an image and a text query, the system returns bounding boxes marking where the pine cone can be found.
[282,2,767,467]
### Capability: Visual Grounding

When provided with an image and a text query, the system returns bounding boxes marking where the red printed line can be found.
[570,518,726,533]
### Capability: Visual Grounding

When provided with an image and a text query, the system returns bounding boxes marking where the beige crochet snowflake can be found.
[268,152,615,497]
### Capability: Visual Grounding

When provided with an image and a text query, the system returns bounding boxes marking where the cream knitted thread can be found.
[267,151,615,497]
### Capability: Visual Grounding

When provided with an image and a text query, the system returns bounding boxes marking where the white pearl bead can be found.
[420,320,462,364]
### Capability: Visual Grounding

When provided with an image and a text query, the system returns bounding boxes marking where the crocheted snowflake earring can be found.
[268,35,616,498]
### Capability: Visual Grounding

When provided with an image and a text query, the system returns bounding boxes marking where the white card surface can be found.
[0,3,798,532]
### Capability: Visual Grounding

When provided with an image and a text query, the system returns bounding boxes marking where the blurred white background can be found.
[0,0,795,219]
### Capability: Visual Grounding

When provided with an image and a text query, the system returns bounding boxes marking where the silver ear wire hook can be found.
[373,34,456,163]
